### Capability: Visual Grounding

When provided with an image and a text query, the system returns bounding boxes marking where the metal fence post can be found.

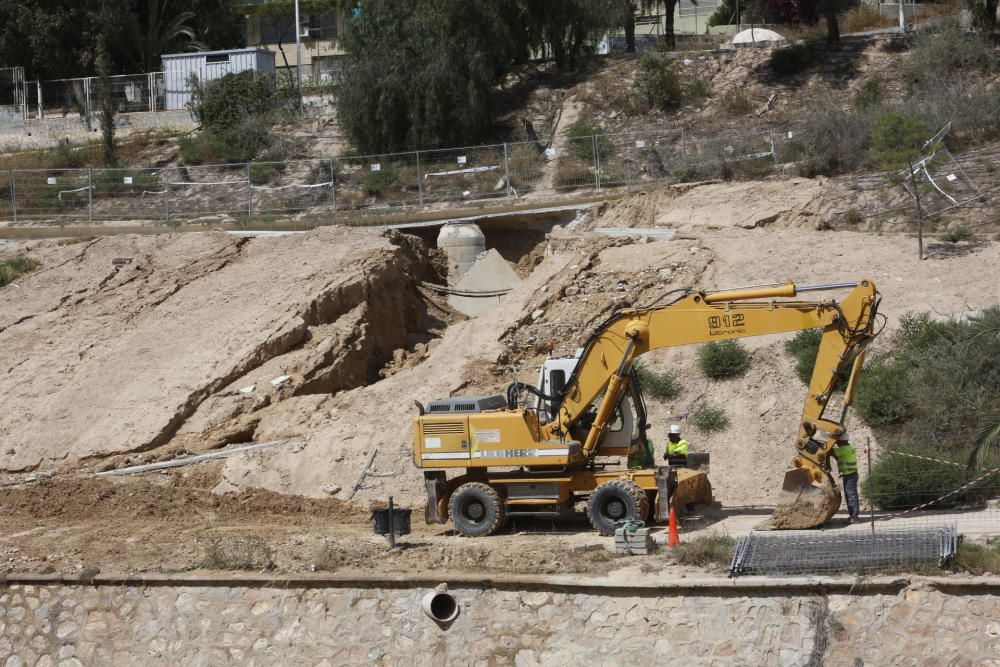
[680,128,687,161]
[87,168,93,223]
[503,143,512,198]
[10,170,16,223]
[164,170,171,223]
[867,437,875,532]
[328,158,337,211]
[415,150,424,207]
[148,72,155,112]
[84,78,92,128]
[247,162,253,221]
[36,82,43,119]
[592,135,601,192]
[770,129,779,166]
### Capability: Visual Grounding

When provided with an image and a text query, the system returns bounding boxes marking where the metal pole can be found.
[37,81,42,119]
[898,0,905,32]
[247,162,253,221]
[415,151,424,207]
[83,78,91,129]
[148,72,155,112]
[87,168,93,223]
[387,496,396,549]
[328,158,336,212]
[164,170,171,223]
[867,437,874,532]
[10,170,16,223]
[503,143,512,198]
[294,0,304,113]
[770,129,778,166]
[592,135,601,191]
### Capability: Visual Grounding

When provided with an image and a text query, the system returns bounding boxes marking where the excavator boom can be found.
[544,279,880,528]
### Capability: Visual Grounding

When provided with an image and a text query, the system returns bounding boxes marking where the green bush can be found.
[692,405,729,433]
[939,225,971,244]
[0,256,40,287]
[188,71,293,134]
[855,360,914,427]
[249,151,288,185]
[853,78,883,111]
[863,447,983,511]
[633,360,681,399]
[769,43,821,78]
[565,121,614,162]
[784,329,855,389]
[362,165,400,197]
[905,23,994,89]
[637,55,683,111]
[697,340,750,379]
[686,78,712,104]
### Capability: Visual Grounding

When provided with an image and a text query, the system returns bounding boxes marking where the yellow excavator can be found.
[412,279,881,536]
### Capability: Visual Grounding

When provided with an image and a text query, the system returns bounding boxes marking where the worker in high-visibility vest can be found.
[663,424,689,463]
[831,437,860,524]
[663,424,696,512]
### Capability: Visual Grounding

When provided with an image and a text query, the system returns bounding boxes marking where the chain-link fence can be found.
[730,445,999,577]
[0,125,793,224]
[0,67,26,123]
[19,73,164,122]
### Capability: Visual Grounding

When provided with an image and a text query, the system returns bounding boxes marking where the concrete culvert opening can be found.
[422,590,460,624]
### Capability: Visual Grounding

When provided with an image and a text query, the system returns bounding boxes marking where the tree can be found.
[871,111,933,259]
[796,0,847,44]
[124,0,203,73]
[95,37,117,165]
[521,0,620,70]
[968,0,998,30]
[335,0,528,153]
[621,0,658,53]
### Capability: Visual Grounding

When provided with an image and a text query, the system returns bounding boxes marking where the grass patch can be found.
[0,256,40,287]
[692,405,729,433]
[939,225,970,244]
[565,121,614,162]
[686,78,712,104]
[720,89,752,117]
[78,565,101,583]
[697,340,750,379]
[201,536,276,571]
[953,538,1000,575]
[671,534,735,568]
[633,360,681,399]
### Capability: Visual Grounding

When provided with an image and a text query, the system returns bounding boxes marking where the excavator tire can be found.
[587,478,650,536]
[449,482,507,537]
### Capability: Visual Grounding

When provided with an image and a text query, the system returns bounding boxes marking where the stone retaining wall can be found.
[0,576,998,666]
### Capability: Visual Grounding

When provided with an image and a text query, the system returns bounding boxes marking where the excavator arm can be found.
[542,279,880,527]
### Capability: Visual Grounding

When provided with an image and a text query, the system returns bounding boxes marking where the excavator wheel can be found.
[449,482,507,537]
[587,479,650,536]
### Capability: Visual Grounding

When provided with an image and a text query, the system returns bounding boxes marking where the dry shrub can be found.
[671,534,735,568]
[201,535,276,571]
[840,5,895,32]
[554,159,594,189]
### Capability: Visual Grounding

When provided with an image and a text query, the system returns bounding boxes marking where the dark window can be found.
[206,54,230,64]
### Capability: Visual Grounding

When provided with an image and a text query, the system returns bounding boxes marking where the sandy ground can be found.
[2,178,998,575]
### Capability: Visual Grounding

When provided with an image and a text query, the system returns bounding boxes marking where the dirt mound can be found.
[596,178,828,230]
[0,227,445,473]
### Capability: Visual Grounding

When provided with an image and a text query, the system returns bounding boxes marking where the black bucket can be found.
[371,507,412,536]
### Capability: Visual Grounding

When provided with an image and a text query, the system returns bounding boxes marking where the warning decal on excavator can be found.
[473,429,501,444]
[708,313,747,336]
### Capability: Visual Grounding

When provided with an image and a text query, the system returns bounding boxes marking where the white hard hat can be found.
[668,424,682,435]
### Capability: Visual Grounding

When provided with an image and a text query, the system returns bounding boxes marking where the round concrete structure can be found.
[437,223,486,286]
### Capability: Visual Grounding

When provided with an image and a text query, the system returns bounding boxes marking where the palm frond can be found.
[968,412,1000,470]
[963,306,1000,346]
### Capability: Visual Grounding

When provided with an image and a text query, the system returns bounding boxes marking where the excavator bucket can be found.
[758,468,842,530]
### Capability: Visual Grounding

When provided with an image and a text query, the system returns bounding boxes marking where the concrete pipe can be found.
[421,590,460,624]
[437,223,485,286]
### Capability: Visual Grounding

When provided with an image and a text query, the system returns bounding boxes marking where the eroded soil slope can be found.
[0,228,446,472]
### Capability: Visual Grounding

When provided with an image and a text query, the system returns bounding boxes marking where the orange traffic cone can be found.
[667,505,681,547]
